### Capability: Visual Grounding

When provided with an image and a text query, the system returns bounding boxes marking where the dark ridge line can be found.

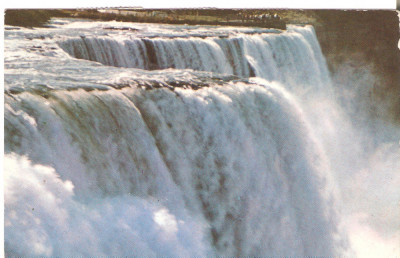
[5,76,256,98]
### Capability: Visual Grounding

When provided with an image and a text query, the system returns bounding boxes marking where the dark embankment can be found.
[61,9,287,29]
[4,9,70,27]
[313,10,400,124]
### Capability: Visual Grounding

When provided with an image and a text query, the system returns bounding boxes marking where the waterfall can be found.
[4,20,352,256]
[58,26,330,91]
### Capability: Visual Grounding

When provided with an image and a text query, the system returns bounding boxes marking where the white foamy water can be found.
[57,24,329,91]
[4,18,399,256]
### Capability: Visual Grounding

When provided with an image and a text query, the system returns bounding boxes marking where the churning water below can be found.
[4,18,399,256]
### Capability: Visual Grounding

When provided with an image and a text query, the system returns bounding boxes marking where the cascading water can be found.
[4,18,398,256]
[57,25,329,90]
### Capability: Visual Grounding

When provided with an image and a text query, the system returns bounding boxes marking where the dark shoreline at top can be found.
[5,9,288,29]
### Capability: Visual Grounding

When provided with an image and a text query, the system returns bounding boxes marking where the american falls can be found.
[4,18,398,256]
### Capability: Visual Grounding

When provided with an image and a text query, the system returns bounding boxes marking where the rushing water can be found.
[4,18,399,256]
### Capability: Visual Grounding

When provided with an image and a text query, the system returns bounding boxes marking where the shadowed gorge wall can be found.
[313,10,400,123]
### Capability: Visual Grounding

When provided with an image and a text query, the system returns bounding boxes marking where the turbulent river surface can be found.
[4,18,400,256]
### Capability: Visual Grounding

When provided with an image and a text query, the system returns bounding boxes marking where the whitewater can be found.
[4,18,399,256]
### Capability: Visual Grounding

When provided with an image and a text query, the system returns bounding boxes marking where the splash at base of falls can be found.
[4,154,212,257]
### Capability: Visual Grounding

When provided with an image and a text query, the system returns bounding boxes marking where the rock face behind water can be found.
[314,10,400,124]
